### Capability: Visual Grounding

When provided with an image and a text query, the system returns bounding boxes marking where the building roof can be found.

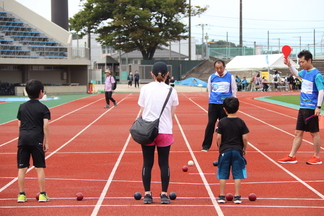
[111,47,188,59]
[96,56,120,64]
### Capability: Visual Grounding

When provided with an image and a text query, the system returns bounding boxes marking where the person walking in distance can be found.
[104,70,117,108]
[278,50,324,165]
[201,59,237,152]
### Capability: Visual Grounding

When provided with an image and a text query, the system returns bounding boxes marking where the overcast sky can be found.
[16,0,324,48]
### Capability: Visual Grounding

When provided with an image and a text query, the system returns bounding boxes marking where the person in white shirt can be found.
[137,62,179,204]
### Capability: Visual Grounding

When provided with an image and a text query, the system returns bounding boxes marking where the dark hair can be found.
[26,79,44,99]
[298,50,313,62]
[155,73,165,82]
[223,96,239,114]
[214,59,225,67]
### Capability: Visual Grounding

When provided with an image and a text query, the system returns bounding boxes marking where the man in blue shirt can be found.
[278,50,324,165]
[201,60,237,151]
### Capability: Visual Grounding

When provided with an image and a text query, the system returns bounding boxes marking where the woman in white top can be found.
[137,62,179,204]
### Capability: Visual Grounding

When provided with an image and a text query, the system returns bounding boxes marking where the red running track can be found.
[0,91,323,216]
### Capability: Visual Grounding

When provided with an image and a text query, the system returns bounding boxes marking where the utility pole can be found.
[198,24,207,59]
[239,0,243,52]
[188,0,191,61]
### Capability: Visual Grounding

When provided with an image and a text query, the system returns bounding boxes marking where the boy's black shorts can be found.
[296,108,319,132]
[17,145,46,168]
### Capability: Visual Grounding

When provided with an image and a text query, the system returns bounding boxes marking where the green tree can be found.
[69,0,206,60]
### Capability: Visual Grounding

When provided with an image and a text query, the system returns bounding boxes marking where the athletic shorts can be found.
[17,145,46,168]
[146,134,174,147]
[217,150,247,180]
[296,109,319,132]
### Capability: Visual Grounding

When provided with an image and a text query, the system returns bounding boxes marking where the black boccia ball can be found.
[134,192,142,200]
[169,192,177,200]
[213,161,218,166]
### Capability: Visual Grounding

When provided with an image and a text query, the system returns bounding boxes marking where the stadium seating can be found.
[0,11,67,59]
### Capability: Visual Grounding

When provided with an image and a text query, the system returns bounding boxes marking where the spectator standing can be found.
[273,71,280,91]
[134,70,140,88]
[127,72,134,88]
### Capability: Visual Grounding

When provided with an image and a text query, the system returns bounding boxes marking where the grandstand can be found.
[0,0,90,95]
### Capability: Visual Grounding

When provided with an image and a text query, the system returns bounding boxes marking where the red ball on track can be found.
[36,192,40,201]
[182,165,188,172]
[248,193,257,201]
[225,193,233,201]
[76,192,84,201]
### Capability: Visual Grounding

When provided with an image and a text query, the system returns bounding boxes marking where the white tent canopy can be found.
[226,54,299,71]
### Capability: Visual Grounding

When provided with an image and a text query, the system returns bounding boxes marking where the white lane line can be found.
[188,97,324,200]
[247,140,324,200]
[0,96,129,193]
[90,106,139,216]
[174,115,224,216]
[0,97,103,148]
[90,134,132,216]
[239,100,296,120]
[1,204,324,209]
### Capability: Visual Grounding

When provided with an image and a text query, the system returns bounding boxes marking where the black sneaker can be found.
[143,193,153,204]
[233,195,242,204]
[217,195,226,204]
[114,101,117,107]
[160,194,170,204]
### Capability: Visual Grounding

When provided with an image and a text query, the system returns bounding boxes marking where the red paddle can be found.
[282,45,292,60]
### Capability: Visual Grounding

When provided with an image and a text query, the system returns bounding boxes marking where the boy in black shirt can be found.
[216,97,249,204]
[17,80,50,203]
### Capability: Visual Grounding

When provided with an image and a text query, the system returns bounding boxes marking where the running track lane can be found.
[0,91,323,215]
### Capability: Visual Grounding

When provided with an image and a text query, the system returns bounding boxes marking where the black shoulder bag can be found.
[130,87,173,145]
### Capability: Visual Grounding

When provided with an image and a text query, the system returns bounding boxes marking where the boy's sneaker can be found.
[104,105,110,108]
[114,101,117,107]
[278,156,297,164]
[38,193,50,202]
[217,195,226,204]
[17,193,27,203]
[160,194,170,204]
[201,149,208,152]
[306,156,322,165]
[233,196,242,204]
[143,193,153,204]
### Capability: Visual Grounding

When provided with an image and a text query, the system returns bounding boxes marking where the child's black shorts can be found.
[17,145,46,168]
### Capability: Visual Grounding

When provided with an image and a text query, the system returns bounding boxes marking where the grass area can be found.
[267,95,300,106]
[0,94,91,124]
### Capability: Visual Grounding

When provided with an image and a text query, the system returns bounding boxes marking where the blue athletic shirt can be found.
[209,72,233,104]
[298,68,324,109]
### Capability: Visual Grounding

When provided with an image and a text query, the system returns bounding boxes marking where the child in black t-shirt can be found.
[17,79,51,203]
[216,96,249,204]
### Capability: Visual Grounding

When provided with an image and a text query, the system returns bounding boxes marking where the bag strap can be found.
[159,87,173,118]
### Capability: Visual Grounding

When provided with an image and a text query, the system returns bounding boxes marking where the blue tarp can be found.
[175,77,207,87]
